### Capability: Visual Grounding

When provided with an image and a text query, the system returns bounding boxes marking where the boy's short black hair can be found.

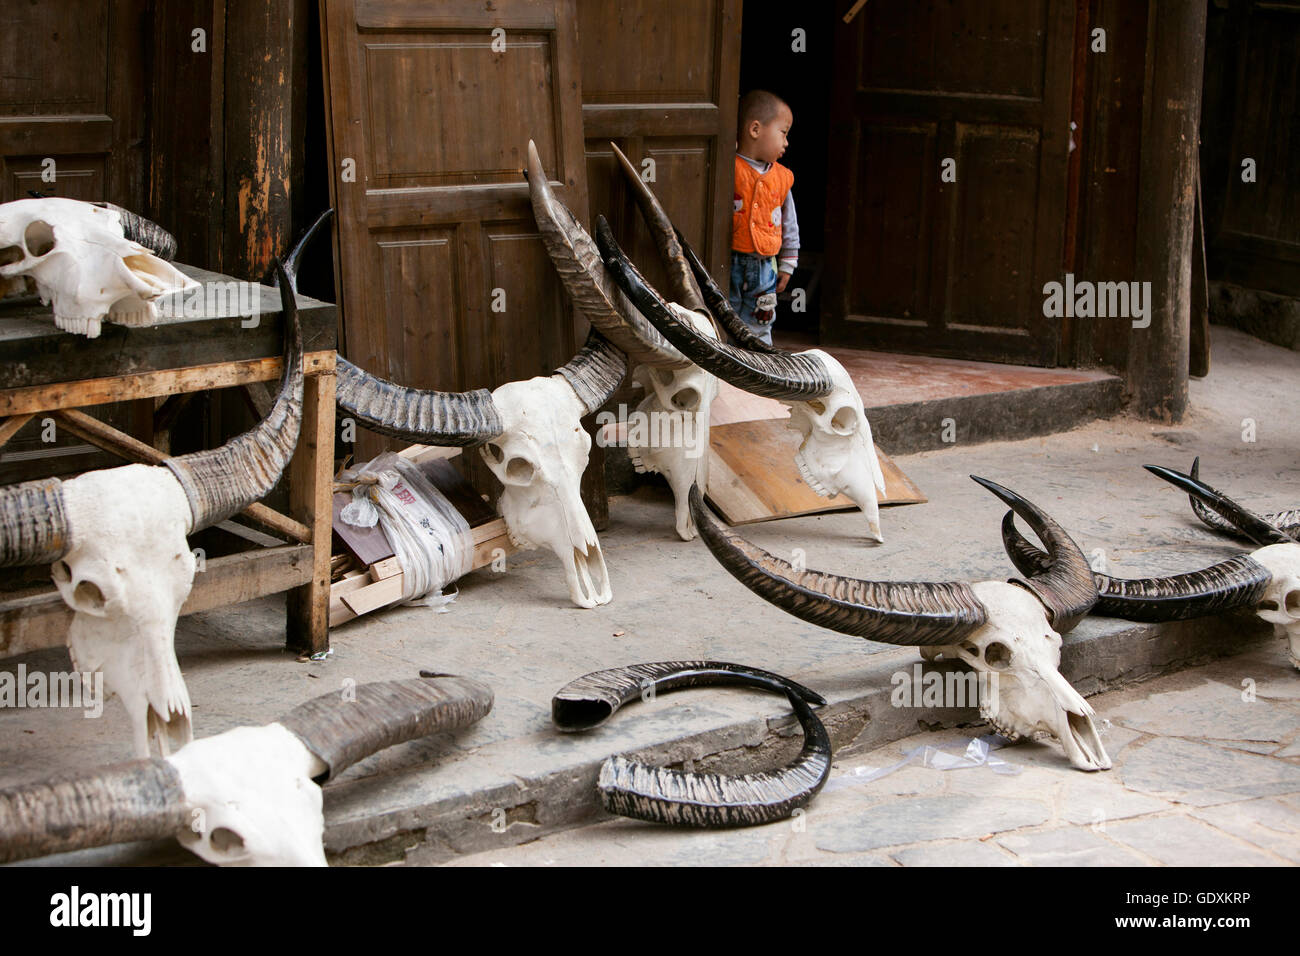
[738,89,790,138]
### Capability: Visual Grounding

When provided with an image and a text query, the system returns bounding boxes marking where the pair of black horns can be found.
[688,476,1096,644]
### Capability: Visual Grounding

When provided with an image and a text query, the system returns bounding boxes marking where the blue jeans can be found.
[729,251,779,346]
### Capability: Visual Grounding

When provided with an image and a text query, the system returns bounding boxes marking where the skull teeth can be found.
[794,451,832,498]
[505,524,533,551]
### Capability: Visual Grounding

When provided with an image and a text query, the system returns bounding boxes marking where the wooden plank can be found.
[52,409,312,544]
[705,418,925,525]
[0,544,313,659]
[285,366,336,654]
[0,351,335,417]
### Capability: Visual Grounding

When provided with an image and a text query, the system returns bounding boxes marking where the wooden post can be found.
[286,361,337,655]
[1127,0,1207,421]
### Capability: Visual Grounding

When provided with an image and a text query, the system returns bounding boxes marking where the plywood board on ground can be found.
[706,418,925,525]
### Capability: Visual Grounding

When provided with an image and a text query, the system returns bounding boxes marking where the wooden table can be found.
[0,267,337,657]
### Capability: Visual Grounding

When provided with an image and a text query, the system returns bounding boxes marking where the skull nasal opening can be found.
[671,387,701,411]
[23,220,55,257]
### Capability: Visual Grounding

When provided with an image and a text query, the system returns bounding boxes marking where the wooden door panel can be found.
[846,123,936,324]
[361,32,565,188]
[576,0,741,289]
[0,3,110,114]
[323,0,590,468]
[1209,1,1300,294]
[825,0,1074,366]
[578,1,719,104]
[858,1,1047,98]
[5,158,106,202]
[0,0,146,207]
[946,125,1042,331]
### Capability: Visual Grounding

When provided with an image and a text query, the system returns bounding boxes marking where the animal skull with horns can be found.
[0,674,492,866]
[687,477,1111,771]
[1005,463,1300,670]
[332,205,627,609]
[0,265,304,756]
[528,141,720,540]
[0,197,198,338]
[594,215,889,542]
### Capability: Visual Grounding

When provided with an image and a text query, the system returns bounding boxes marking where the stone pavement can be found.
[445,642,1300,866]
[2,325,1297,865]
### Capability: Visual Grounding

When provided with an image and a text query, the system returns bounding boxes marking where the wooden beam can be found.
[0,414,33,448]
[0,544,313,659]
[0,351,335,417]
[285,366,336,654]
[52,409,312,544]
[1127,0,1207,420]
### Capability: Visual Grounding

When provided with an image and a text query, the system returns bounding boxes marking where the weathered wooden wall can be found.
[151,0,312,281]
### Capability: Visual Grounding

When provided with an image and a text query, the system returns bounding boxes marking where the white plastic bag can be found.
[339,453,474,609]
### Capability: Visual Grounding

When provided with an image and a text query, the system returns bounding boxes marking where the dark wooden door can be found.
[1203,0,1300,297]
[823,0,1076,365]
[320,0,590,465]
[0,0,151,485]
[576,0,742,290]
[0,0,149,205]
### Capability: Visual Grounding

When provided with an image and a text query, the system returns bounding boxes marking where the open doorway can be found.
[738,0,836,341]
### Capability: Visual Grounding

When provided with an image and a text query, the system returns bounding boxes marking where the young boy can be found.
[731,90,799,346]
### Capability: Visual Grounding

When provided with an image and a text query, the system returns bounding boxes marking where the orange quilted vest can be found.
[732,157,794,257]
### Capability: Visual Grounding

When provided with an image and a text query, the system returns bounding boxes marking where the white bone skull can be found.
[1249,544,1300,669]
[629,305,719,541]
[785,350,887,542]
[0,197,197,338]
[53,464,194,757]
[482,375,612,608]
[169,722,328,867]
[923,581,1111,771]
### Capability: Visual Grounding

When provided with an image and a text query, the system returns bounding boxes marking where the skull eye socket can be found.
[505,457,535,483]
[830,406,858,435]
[983,641,1012,670]
[74,580,107,612]
[23,220,55,258]
[0,244,24,267]
[654,369,675,387]
[483,442,504,464]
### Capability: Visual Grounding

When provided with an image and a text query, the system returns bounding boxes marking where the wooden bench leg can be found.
[286,363,336,655]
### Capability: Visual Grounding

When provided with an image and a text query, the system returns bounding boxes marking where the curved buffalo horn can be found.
[609,143,709,316]
[1000,509,1273,622]
[279,673,493,782]
[598,685,831,828]
[162,261,304,532]
[91,202,179,261]
[525,140,688,370]
[971,476,1097,633]
[336,359,503,447]
[0,759,190,864]
[280,208,334,294]
[675,225,779,354]
[689,484,987,644]
[552,661,826,732]
[554,329,628,416]
[597,218,836,400]
[0,476,70,567]
[1158,459,1300,545]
